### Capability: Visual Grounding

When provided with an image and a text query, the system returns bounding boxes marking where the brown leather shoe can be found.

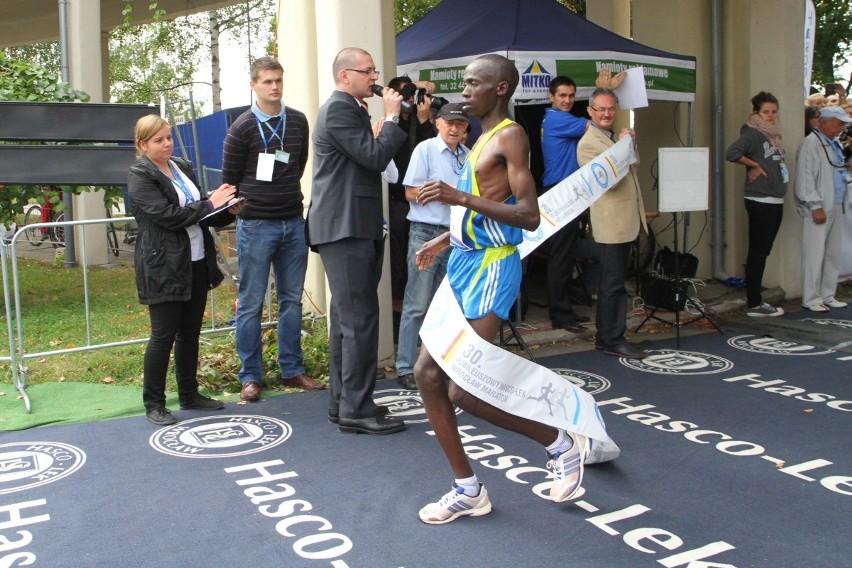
[240,380,261,402]
[281,373,326,391]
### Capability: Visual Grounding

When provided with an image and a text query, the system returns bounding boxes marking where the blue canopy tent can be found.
[396,0,696,103]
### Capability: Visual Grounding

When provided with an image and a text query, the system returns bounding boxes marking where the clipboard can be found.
[201,197,244,221]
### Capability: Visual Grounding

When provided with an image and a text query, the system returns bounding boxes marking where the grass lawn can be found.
[1,258,329,401]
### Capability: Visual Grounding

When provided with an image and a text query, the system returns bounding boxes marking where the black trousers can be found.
[546,217,583,325]
[744,199,783,308]
[596,241,631,347]
[317,238,386,420]
[388,199,410,302]
[143,259,209,411]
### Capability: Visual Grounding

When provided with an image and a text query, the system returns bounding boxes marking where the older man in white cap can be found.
[394,103,470,390]
[794,105,852,312]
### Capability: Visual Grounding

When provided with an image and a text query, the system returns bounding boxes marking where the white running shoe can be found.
[802,304,830,312]
[418,483,492,524]
[824,299,848,309]
[547,432,590,502]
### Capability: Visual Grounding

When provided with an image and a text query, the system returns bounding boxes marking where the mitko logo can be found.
[621,349,733,375]
[149,415,291,459]
[727,334,835,356]
[520,60,553,94]
[373,388,462,424]
[0,442,86,495]
[550,369,611,395]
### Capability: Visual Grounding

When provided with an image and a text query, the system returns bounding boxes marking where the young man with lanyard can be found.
[395,103,470,391]
[412,54,591,524]
[540,75,592,333]
[223,56,324,403]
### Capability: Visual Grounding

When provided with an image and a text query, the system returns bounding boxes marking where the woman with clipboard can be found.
[128,114,245,426]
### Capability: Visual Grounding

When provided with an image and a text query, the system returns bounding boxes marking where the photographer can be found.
[385,76,438,316]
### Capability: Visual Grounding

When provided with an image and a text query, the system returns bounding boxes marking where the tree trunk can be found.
[209,12,222,112]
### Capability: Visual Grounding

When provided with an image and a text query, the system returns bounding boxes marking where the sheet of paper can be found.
[615,66,649,110]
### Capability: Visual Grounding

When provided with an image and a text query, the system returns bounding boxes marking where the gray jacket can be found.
[725,124,787,200]
[306,90,407,248]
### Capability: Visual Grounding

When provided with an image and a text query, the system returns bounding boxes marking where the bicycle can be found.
[23,202,65,249]
[105,204,120,257]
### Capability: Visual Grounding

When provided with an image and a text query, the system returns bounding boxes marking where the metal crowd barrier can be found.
[0,216,276,414]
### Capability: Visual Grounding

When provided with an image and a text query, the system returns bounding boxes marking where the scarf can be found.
[746,113,784,152]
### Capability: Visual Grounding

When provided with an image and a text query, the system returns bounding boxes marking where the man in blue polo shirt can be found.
[540,76,591,333]
[394,103,470,390]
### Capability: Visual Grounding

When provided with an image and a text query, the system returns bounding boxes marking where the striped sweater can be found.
[222,106,309,219]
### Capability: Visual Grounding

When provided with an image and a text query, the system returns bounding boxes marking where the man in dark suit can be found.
[306,47,408,435]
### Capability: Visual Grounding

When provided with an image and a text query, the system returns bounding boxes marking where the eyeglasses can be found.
[588,106,617,114]
[346,68,380,77]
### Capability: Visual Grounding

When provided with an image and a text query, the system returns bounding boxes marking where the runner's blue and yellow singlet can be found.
[447,118,523,320]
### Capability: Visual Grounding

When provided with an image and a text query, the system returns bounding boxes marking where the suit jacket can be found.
[307,90,407,247]
[577,126,647,244]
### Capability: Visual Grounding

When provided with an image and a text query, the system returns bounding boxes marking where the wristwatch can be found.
[384,115,399,124]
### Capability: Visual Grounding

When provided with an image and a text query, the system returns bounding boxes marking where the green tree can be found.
[3,42,61,77]
[811,0,852,87]
[108,19,203,121]
[206,1,276,111]
[0,51,88,103]
[109,1,276,115]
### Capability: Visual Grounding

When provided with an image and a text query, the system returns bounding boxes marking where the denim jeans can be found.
[396,222,449,376]
[236,217,308,383]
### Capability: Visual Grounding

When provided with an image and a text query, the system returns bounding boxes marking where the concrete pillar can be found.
[67,0,108,265]
[279,0,324,312]
[279,0,398,366]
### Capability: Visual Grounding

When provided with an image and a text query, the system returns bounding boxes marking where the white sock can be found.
[454,475,480,496]
[546,429,574,457]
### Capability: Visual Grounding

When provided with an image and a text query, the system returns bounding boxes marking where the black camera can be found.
[412,87,449,110]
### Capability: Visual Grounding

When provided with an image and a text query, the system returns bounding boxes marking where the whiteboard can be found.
[658,148,709,212]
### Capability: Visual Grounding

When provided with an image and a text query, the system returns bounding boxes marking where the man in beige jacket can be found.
[577,87,648,358]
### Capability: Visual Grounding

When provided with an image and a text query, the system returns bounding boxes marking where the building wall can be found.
[588,0,806,300]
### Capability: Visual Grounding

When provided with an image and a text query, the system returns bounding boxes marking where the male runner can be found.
[412,54,590,524]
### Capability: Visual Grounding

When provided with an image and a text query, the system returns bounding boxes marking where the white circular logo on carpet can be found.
[727,334,835,356]
[0,442,86,495]
[805,317,852,329]
[373,388,462,424]
[620,349,734,375]
[149,415,292,459]
[550,369,611,394]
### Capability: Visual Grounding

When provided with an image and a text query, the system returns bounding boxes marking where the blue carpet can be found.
[724,306,852,352]
[1,330,850,567]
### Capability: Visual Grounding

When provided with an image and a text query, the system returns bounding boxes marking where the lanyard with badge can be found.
[255,113,290,181]
[168,162,196,204]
